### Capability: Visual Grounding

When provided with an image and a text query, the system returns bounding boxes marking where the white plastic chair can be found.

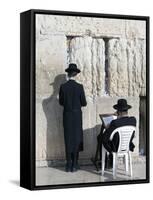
[101,126,136,179]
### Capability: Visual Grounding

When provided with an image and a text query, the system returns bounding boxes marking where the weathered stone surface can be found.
[68,36,105,99]
[36,101,47,160]
[36,35,67,98]
[36,14,145,39]
[108,39,128,96]
[125,19,146,39]
[35,14,146,165]
[36,96,139,162]
[108,38,146,97]
[36,34,68,161]
[126,39,146,96]
[81,101,97,158]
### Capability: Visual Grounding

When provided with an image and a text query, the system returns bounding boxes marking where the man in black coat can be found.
[59,63,87,172]
[101,99,136,167]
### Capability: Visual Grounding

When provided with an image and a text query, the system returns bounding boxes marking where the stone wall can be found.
[36,14,146,165]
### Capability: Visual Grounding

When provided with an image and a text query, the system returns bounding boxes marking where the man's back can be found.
[104,116,136,139]
[112,116,136,128]
[102,116,136,152]
[59,80,87,111]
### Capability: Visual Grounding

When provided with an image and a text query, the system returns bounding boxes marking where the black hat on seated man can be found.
[65,63,81,73]
[113,99,132,112]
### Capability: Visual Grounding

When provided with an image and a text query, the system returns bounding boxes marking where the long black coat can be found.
[59,80,87,154]
[102,116,136,152]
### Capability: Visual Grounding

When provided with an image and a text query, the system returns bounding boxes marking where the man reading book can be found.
[101,99,136,168]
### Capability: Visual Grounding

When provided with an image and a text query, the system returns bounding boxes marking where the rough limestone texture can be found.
[108,38,146,97]
[68,36,105,98]
[36,34,67,161]
[35,14,146,166]
[36,14,145,39]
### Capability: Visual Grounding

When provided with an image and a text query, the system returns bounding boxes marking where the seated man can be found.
[102,99,136,167]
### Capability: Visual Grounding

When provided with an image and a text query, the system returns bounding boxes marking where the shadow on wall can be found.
[42,73,102,164]
[49,124,102,169]
[42,74,67,161]
[80,124,102,160]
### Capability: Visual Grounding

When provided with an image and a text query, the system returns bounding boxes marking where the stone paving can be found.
[36,157,146,186]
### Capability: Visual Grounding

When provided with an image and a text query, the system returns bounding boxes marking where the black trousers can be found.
[66,151,79,167]
[93,124,113,170]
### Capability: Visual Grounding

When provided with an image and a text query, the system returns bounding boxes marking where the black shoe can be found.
[71,167,77,172]
[71,162,80,172]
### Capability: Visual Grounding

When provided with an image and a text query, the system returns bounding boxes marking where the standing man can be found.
[59,63,87,172]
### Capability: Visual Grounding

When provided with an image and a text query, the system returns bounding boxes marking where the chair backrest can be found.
[110,126,136,153]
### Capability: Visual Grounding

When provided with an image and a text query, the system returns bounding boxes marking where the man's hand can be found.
[105,124,110,129]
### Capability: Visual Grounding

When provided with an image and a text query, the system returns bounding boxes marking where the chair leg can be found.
[113,153,117,179]
[101,145,106,176]
[125,154,129,176]
[129,152,133,178]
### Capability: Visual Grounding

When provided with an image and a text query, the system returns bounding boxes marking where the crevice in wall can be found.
[139,96,146,155]
[66,35,84,64]
[66,36,117,97]
[66,36,74,64]
[103,38,110,95]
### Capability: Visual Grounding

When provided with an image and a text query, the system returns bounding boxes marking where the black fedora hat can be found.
[113,99,132,111]
[65,63,81,73]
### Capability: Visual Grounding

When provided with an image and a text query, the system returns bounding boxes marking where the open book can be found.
[99,114,117,128]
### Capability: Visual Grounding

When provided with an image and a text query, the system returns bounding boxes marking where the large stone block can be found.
[36,96,140,162]
[125,19,146,39]
[36,35,67,98]
[108,38,146,97]
[36,96,65,161]
[35,14,146,165]
[81,101,97,158]
[36,14,145,39]
[36,99,47,161]
[68,36,105,99]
